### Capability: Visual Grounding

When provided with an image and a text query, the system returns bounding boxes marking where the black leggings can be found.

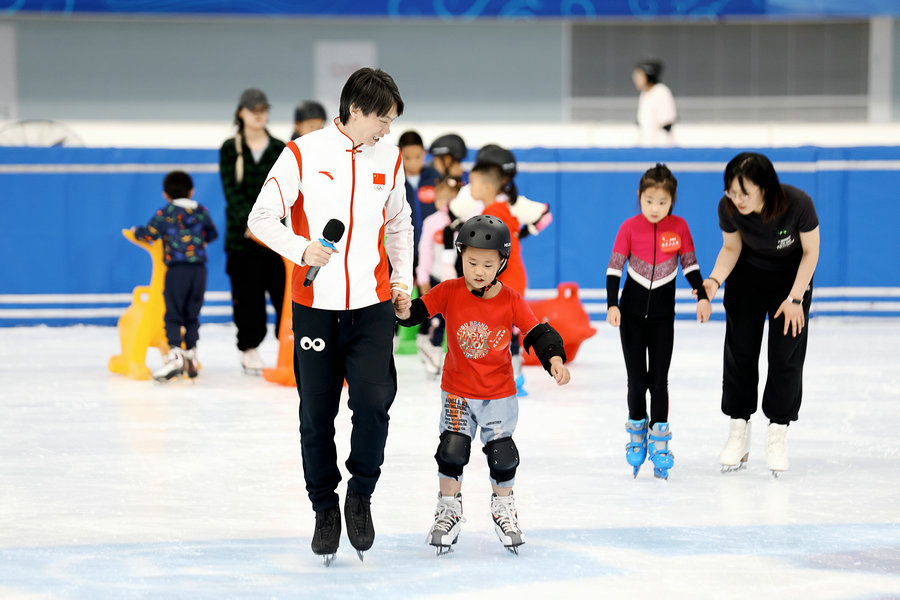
[619,312,674,426]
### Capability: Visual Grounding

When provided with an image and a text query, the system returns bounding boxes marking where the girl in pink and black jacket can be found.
[606,164,711,480]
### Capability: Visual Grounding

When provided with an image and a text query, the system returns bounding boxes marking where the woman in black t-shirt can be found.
[700,152,820,477]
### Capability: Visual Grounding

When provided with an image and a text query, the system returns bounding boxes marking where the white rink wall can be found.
[9,119,900,149]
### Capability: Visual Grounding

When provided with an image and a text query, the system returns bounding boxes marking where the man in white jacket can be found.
[248,67,413,564]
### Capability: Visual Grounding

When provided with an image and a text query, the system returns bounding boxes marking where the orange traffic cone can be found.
[262,256,297,386]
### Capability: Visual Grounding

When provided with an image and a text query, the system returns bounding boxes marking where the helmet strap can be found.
[470,277,498,298]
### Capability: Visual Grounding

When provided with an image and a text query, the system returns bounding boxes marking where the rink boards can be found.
[1,145,898,324]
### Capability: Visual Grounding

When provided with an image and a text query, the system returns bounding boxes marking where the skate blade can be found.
[321,553,337,567]
[154,373,184,383]
[770,469,786,479]
[653,468,669,480]
[433,545,454,557]
[720,454,749,473]
[242,367,263,376]
[504,543,523,555]
[720,463,747,473]
[356,550,365,562]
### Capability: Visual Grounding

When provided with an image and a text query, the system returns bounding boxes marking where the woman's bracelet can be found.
[708,276,721,288]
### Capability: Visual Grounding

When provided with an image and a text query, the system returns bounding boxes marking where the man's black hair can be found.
[339,67,404,125]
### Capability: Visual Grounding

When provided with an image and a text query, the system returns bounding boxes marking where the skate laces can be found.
[347,493,370,531]
[315,507,338,531]
[491,495,519,532]
[433,498,464,532]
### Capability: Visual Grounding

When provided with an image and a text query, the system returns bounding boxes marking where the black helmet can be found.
[429,134,468,162]
[294,100,327,122]
[476,144,516,177]
[455,215,511,260]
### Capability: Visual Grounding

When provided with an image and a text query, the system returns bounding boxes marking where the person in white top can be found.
[633,60,677,147]
[247,67,413,565]
[415,174,462,376]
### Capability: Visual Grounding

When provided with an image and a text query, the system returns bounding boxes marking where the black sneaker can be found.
[311,506,341,557]
[344,490,375,553]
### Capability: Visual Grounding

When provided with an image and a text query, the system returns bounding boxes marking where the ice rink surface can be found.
[1,318,899,600]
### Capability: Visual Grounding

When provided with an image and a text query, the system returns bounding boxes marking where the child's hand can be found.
[391,288,411,318]
[697,299,712,323]
[606,306,621,327]
[549,356,570,386]
[699,278,719,301]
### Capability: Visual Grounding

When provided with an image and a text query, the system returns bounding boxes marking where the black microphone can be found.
[303,219,345,287]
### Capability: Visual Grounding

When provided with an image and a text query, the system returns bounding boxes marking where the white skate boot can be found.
[720,418,751,473]
[240,348,265,375]
[427,492,464,556]
[491,491,524,554]
[154,347,185,382]
[766,423,789,477]
[416,335,444,378]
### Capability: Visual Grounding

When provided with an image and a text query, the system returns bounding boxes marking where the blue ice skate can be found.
[625,418,648,477]
[515,373,529,397]
[648,422,674,480]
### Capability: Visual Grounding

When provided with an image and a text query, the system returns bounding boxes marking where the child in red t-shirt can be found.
[606,163,712,480]
[469,160,533,397]
[396,215,570,555]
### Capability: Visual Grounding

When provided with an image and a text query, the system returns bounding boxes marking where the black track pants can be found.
[226,250,285,351]
[292,300,397,512]
[619,312,674,426]
[721,260,812,425]
[163,263,207,349]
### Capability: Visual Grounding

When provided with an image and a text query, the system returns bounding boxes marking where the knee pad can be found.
[435,431,471,479]
[483,437,519,483]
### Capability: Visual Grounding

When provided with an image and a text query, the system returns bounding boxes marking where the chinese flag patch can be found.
[373,173,386,185]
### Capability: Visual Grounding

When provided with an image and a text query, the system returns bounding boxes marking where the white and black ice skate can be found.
[427,492,464,556]
[720,418,751,473]
[344,490,374,562]
[153,348,184,382]
[311,506,341,567]
[183,347,199,379]
[240,348,265,375]
[491,491,524,555]
[766,423,789,478]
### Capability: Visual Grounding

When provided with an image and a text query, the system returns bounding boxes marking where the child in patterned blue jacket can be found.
[133,170,218,381]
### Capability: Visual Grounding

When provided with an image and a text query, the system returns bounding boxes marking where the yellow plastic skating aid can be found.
[108,229,169,380]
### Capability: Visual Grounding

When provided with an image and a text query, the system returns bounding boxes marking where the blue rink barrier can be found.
[1,145,898,325]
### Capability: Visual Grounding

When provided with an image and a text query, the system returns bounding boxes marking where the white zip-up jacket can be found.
[247,120,413,310]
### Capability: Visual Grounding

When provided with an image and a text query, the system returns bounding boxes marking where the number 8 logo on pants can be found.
[300,336,326,352]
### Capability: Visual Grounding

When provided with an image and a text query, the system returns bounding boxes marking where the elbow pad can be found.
[523,322,567,373]
[397,297,430,328]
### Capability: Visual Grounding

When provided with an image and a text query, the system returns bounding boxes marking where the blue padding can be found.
[2,145,898,300]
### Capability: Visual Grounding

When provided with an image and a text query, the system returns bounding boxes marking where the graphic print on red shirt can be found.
[422,278,539,400]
